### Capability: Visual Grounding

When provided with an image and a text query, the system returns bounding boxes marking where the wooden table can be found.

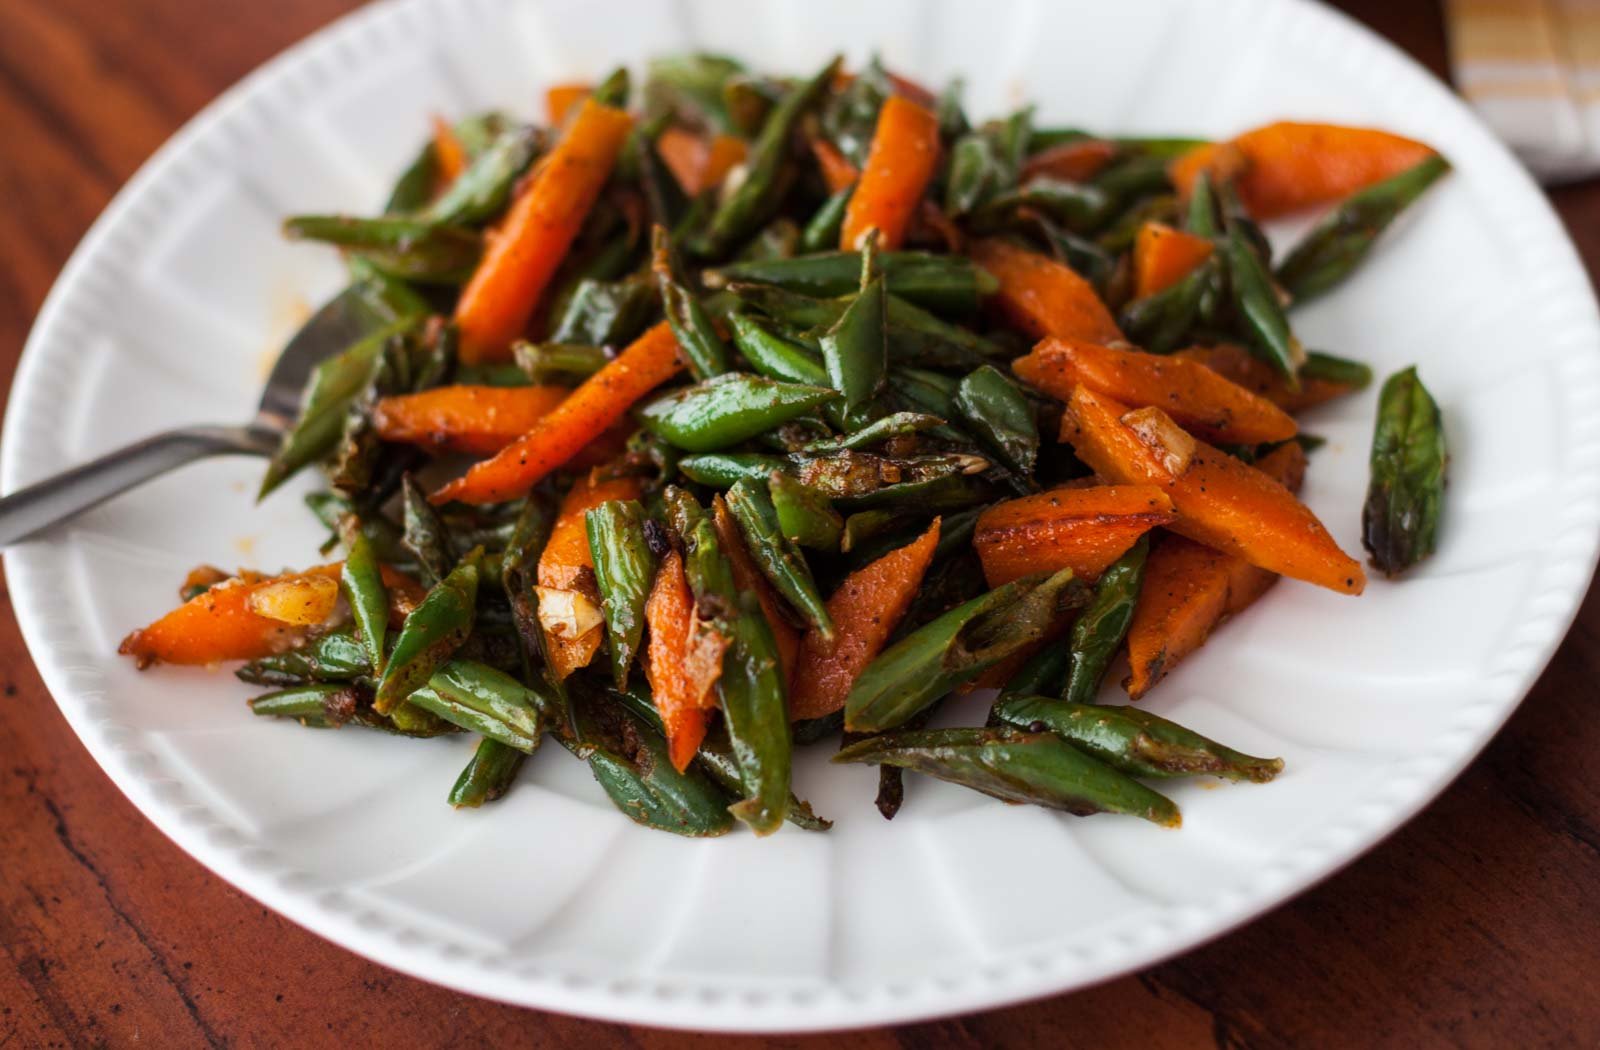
[2,2,1597,1045]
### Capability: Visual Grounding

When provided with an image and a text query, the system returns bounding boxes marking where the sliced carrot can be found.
[373,385,570,456]
[1133,221,1214,298]
[840,95,942,251]
[657,129,749,195]
[969,238,1124,345]
[1173,344,1358,414]
[644,549,725,772]
[1170,122,1437,219]
[811,137,860,195]
[1013,337,1296,444]
[431,115,468,186]
[711,496,799,683]
[1124,443,1305,698]
[454,98,633,363]
[536,473,644,681]
[545,82,591,126]
[119,563,422,667]
[974,485,1175,587]
[1060,386,1363,594]
[1020,139,1118,183]
[432,321,683,505]
[788,518,940,721]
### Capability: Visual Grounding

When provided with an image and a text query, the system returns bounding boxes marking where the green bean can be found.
[235,626,371,686]
[972,177,1116,234]
[953,365,1038,476]
[998,644,1070,702]
[833,727,1180,826]
[1185,171,1222,238]
[945,133,1000,215]
[592,66,630,108]
[260,317,415,497]
[706,251,994,315]
[801,185,854,253]
[420,125,542,226]
[1221,184,1303,382]
[401,474,456,588]
[768,471,843,550]
[375,550,481,714]
[725,479,833,637]
[1118,256,1214,354]
[585,500,657,689]
[282,216,482,284]
[655,226,731,380]
[819,234,888,410]
[644,52,745,134]
[448,738,526,807]
[501,494,561,703]
[801,411,943,453]
[638,373,837,451]
[1020,211,1117,290]
[728,311,830,385]
[696,55,839,257]
[305,493,409,564]
[1063,535,1148,703]
[820,55,892,165]
[337,516,389,675]
[844,569,1088,732]
[1301,350,1373,390]
[406,657,542,751]
[1363,366,1446,577]
[1277,154,1450,302]
[512,341,610,384]
[548,276,656,348]
[383,137,438,216]
[990,696,1283,783]
[248,683,354,725]
[1092,153,1172,203]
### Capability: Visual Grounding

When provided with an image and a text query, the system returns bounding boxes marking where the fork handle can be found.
[0,424,280,547]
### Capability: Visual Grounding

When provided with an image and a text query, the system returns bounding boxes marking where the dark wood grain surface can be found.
[3,2,1597,1046]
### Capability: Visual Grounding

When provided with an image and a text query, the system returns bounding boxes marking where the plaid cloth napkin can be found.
[1445,0,1600,183]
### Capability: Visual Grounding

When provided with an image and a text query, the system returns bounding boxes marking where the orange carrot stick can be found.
[1124,443,1306,698]
[1132,221,1214,298]
[810,137,860,195]
[373,385,570,455]
[788,518,940,720]
[536,473,644,681]
[454,98,633,363]
[644,548,725,771]
[974,485,1175,587]
[969,237,1124,345]
[545,82,591,126]
[1013,337,1297,444]
[119,564,422,667]
[1172,344,1359,414]
[1170,122,1437,219]
[840,95,942,251]
[1060,385,1364,594]
[432,321,683,505]
[711,496,799,683]
[431,115,468,186]
[1020,139,1118,183]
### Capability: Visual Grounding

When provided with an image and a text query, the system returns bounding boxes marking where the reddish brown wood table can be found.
[3,2,1597,1045]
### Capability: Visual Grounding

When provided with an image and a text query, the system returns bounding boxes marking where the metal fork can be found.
[0,287,387,547]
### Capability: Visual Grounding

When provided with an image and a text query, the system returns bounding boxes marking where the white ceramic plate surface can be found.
[5,0,1599,1032]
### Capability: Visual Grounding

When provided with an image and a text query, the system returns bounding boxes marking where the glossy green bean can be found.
[953,365,1038,476]
[819,235,888,410]
[725,478,833,637]
[283,215,482,284]
[401,474,456,588]
[706,250,995,315]
[1363,366,1446,577]
[768,471,843,550]
[1062,535,1148,703]
[420,125,542,226]
[447,737,526,807]
[585,499,657,689]
[406,657,542,751]
[638,373,837,452]
[338,516,389,675]
[374,550,481,714]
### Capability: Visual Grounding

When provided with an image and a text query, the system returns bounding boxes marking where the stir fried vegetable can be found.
[120,54,1450,835]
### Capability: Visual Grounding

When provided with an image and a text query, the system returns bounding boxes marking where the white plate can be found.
[5,0,1599,1032]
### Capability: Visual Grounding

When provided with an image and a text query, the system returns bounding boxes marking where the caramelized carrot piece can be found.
[431,115,468,186]
[119,563,422,667]
[974,485,1175,587]
[545,82,591,126]
[1173,344,1357,414]
[1060,386,1364,594]
[1133,221,1214,298]
[454,98,633,363]
[811,137,860,195]
[840,95,942,251]
[789,518,940,721]
[1124,443,1307,698]
[644,549,725,771]
[658,129,750,195]
[432,321,683,505]
[536,473,644,680]
[373,385,570,455]
[969,238,1124,345]
[711,496,800,683]
[1170,122,1437,219]
[1013,337,1297,444]
[1020,139,1118,183]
